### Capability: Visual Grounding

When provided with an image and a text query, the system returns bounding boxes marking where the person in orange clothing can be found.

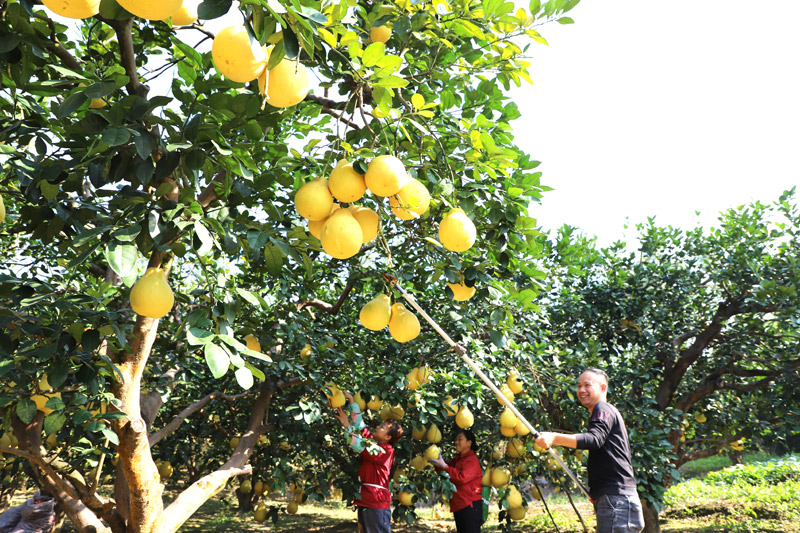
[429,429,484,532]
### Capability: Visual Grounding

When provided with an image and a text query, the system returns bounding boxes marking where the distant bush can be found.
[703,454,800,485]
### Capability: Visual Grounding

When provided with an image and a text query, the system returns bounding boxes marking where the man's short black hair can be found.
[583,368,609,384]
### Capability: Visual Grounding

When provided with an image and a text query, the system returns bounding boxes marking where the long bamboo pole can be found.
[385,274,592,501]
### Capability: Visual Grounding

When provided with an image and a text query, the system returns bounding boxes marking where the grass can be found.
[10,453,800,532]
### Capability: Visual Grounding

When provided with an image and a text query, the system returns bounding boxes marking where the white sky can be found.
[511,0,800,246]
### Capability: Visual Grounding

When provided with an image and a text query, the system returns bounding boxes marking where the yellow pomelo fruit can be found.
[321,209,363,259]
[370,25,391,43]
[438,208,477,252]
[515,419,531,436]
[496,384,514,405]
[532,442,546,454]
[405,368,420,390]
[500,408,517,429]
[393,467,407,481]
[89,98,107,109]
[389,178,430,220]
[359,294,391,331]
[259,53,310,108]
[500,425,516,437]
[410,455,428,471]
[328,159,366,203]
[130,267,174,319]
[348,206,380,243]
[412,425,427,441]
[694,411,707,423]
[253,508,267,522]
[31,375,60,415]
[491,466,510,487]
[426,424,442,443]
[0,195,4,223]
[240,480,252,494]
[508,506,527,521]
[367,395,382,410]
[455,406,474,428]
[354,391,367,411]
[531,486,542,500]
[507,371,523,394]
[229,437,240,449]
[322,382,340,398]
[482,469,492,487]
[389,404,405,419]
[41,0,100,19]
[244,334,261,352]
[388,303,420,343]
[212,26,267,83]
[295,178,333,221]
[447,277,476,301]
[416,366,431,385]
[279,441,291,451]
[158,461,173,478]
[506,438,525,458]
[330,390,346,408]
[506,485,523,508]
[365,155,408,197]
[444,395,458,416]
[308,204,341,239]
[287,501,298,514]
[425,445,440,460]
[167,0,198,25]
[398,491,414,506]
[300,343,312,358]
[118,0,181,20]
[254,480,265,496]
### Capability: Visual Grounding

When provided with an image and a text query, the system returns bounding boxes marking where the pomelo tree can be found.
[0,0,583,530]
[537,193,800,532]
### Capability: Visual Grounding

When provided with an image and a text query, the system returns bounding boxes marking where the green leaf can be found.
[363,42,385,67]
[102,127,131,146]
[489,330,507,348]
[263,244,285,275]
[16,399,37,425]
[101,426,120,445]
[111,225,141,242]
[0,35,20,54]
[40,181,59,201]
[529,0,541,15]
[187,328,215,345]
[198,0,232,19]
[373,75,409,88]
[44,412,67,435]
[204,343,230,379]
[236,287,264,307]
[58,93,88,118]
[235,367,254,390]
[194,221,214,256]
[557,16,574,24]
[84,82,117,98]
[282,26,300,60]
[105,242,138,278]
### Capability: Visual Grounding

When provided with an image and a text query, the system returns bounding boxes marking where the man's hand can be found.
[334,407,350,428]
[344,391,354,404]
[535,432,557,450]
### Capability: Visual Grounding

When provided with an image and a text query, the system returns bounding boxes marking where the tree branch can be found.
[105,18,148,98]
[149,389,251,446]
[305,93,362,130]
[32,13,82,70]
[198,170,227,210]
[296,276,358,315]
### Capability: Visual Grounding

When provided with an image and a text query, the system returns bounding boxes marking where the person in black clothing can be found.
[535,369,644,533]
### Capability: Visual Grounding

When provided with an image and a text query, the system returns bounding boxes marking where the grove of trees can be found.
[1,0,798,531]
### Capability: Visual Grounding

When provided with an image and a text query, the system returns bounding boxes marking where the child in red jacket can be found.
[335,392,404,533]
[430,429,484,532]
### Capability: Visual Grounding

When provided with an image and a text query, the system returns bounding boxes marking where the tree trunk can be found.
[641,498,661,533]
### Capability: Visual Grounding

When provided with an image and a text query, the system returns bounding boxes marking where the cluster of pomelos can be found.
[359,293,421,343]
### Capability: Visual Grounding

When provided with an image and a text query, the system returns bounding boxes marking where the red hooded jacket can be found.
[354,427,394,509]
[439,449,483,512]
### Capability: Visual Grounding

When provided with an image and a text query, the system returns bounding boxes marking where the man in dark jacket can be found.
[535,369,644,533]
